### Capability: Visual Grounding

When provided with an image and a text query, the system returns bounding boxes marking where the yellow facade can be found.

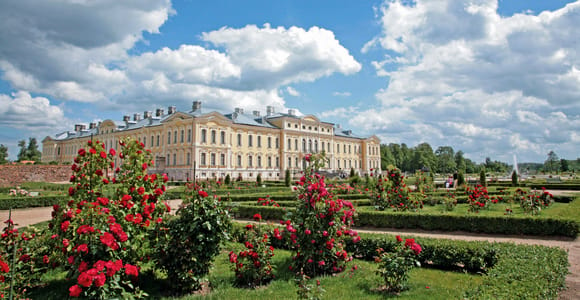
[42,102,381,180]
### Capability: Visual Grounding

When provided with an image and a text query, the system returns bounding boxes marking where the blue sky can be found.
[0,0,579,163]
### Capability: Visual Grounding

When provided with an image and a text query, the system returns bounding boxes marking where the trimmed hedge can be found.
[230,223,568,299]
[526,183,580,190]
[234,205,579,237]
[0,195,66,210]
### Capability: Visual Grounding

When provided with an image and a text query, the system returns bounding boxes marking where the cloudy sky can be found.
[0,0,578,163]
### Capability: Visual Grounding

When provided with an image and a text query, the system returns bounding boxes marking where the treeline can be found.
[380,143,509,174]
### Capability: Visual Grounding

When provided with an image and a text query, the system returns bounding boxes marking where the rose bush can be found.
[372,167,423,211]
[375,236,422,292]
[284,153,359,277]
[48,139,170,299]
[229,214,275,288]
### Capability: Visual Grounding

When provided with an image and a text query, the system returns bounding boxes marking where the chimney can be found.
[80,124,87,131]
[168,106,176,114]
[89,122,97,129]
[123,115,131,122]
[133,113,141,121]
[266,106,274,116]
[252,110,260,117]
[192,100,202,112]
[234,108,244,114]
[74,124,82,132]
[288,109,296,116]
[144,111,152,119]
[156,108,164,117]
[336,124,342,129]
[232,112,238,120]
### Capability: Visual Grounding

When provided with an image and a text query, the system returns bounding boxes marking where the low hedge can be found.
[0,195,66,210]
[230,223,568,299]
[234,205,579,237]
[526,183,580,190]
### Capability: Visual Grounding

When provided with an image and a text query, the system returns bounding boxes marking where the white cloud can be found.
[332,91,351,97]
[286,87,301,97]
[355,0,580,162]
[0,91,66,129]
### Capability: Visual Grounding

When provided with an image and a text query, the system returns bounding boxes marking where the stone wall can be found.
[0,165,72,187]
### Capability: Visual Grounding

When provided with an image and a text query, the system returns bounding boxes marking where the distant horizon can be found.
[0,0,579,163]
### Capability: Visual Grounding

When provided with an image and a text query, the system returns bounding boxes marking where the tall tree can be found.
[380,144,395,170]
[17,140,27,162]
[26,137,42,161]
[411,142,436,171]
[544,151,560,172]
[435,146,456,173]
[454,150,466,172]
[560,159,569,172]
[0,144,8,164]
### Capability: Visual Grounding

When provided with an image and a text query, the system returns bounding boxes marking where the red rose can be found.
[69,285,82,297]
[253,213,262,221]
[77,244,89,254]
[142,163,148,171]
[61,220,70,232]
[124,264,139,277]
[100,151,107,159]
[89,148,96,155]
[77,149,86,157]
[109,148,116,156]
[77,271,93,287]
[198,190,208,198]
[396,235,403,243]
[93,273,106,287]
[137,186,145,195]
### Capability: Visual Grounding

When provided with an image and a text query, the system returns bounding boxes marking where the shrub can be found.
[457,171,465,186]
[256,174,262,186]
[48,139,170,299]
[285,153,359,277]
[229,216,275,288]
[375,236,422,292]
[225,174,231,186]
[158,184,231,293]
[285,169,291,187]
[511,170,518,187]
[371,167,423,211]
[480,170,487,187]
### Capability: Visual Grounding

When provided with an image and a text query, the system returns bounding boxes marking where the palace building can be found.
[42,101,381,181]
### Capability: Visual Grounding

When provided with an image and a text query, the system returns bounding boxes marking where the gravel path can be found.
[1,195,578,299]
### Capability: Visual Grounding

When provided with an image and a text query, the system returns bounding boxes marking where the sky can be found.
[0,0,579,163]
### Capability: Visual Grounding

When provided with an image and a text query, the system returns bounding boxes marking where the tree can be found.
[0,144,8,164]
[17,140,26,161]
[411,143,436,172]
[511,170,518,187]
[26,138,42,161]
[16,138,42,162]
[454,150,466,172]
[480,169,487,187]
[560,159,569,172]
[380,144,395,170]
[435,146,456,174]
[544,151,560,173]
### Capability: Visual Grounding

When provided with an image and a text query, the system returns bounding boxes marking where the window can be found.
[294,139,298,150]
[343,144,346,153]
[201,129,207,143]
[180,130,184,143]
[174,130,177,144]
[337,143,340,153]
[237,133,242,146]
[167,131,171,144]
[211,153,216,166]
[349,145,351,154]
[157,135,160,147]
[302,139,306,152]
[150,135,154,147]
[220,154,225,166]
[287,123,291,128]
[309,140,313,152]
[267,137,271,148]
[201,153,206,165]
[248,135,253,147]
[275,137,279,149]
[295,157,299,167]
[267,156,272,167]
[322,142,325,152]
[248,155,253,167]
[315,140,318,153]
[211,130,216,144]
[187,152,191,165]
[173,153,177,165]
[337,159,340,168]
[187,129,192,142]
[143,136,146,146]
[237,155,242,167]
[287,138,291,150]
[257,156,262,167]
[220,131,226,144]
[276,157,279,167]
[166,154,170,165]
[288,157,291,169]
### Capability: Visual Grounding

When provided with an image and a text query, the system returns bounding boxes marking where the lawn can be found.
[29,243,483,300]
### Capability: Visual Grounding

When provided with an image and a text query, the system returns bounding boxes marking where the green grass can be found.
[29,244,482,300]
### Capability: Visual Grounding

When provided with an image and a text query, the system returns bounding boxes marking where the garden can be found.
[0,139,576,299]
